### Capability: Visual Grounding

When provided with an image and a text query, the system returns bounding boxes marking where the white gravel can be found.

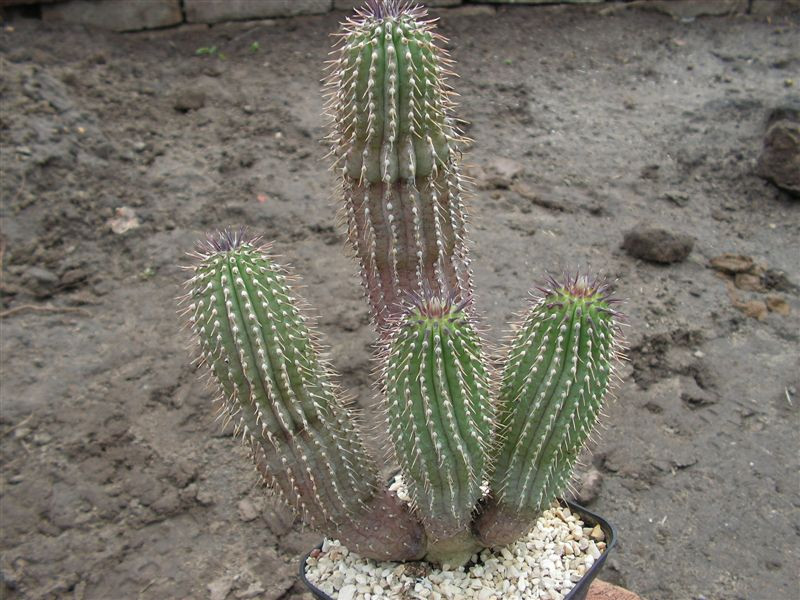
[305,483,607,600]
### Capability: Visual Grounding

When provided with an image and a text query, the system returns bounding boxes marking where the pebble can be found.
[756,106,800,196]
[622,225,694,264]
[306,501,606,600]
[709,253,754,274]
[173,88,206,112]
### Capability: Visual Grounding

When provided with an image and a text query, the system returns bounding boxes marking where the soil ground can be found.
[1,3,798,600]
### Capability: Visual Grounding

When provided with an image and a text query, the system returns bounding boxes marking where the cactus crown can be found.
[180,1,625,569]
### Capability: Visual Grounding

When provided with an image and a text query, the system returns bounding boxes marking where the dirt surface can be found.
[1,4,798,600]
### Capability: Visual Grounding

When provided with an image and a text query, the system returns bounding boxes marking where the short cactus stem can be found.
[382,294,492,564]
[326,0,473,332]
[476,275,623,547]
[183,229,425,560]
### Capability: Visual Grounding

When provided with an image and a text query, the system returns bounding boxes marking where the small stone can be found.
[586,579,644,599]
[108,206,140,234]
[622,226,693,264]
[234,582,265,599]
[237,498,258,522]
[766,294,790,316]
[734,273,765,292]
[207,576,233,600]
[195,488,214,506]
[574,469,603,505]
[710,254,754,275]
[338,584,356,600]
[661,189,690,207]
[22,266,59,297]
[756,106,800,196]
[590,525,605,541]
[173,88,206,112]
[737,299,768,320]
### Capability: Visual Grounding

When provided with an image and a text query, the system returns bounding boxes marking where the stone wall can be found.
[0,0,795,32]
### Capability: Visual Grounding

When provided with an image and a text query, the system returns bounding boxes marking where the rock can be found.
[750,0,800,16]
[20,266,59,298]
[480,0,603,4]
[736,299,768,320]
[661,189,690,207]
[632,0,748,20]
[441,5,497,17]
[709,253,753,275]
[237,498,259,522]
[734,273,765,292]
[766,294,790,316]
[173,89,206,112]
[108,206,140,234]
[185,0,332,23]
[573,469,603,505]
[757,106,800,196]
[587,579,643,600]
[208,575,233,600]
[622,226,694,264]
[22,266,59,291]
[680,376,717,409]
[42,0,182,32]
[335,0,461,7]
[234,582,265,599]
[512,182,571,212]
[338,584,357,600]
[60,268,89,289]
[488,156,524,182]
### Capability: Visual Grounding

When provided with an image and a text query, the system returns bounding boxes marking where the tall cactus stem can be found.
[326,0,473,332]
[475,274,623,547]
[182,229,425,560]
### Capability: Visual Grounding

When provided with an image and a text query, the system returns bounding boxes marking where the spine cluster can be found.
[326,0,472,332]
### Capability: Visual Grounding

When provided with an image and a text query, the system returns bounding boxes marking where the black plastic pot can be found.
[299,499,616,600]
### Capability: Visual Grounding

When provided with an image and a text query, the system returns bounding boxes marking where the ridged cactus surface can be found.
[475,276,622,546]
[326,0,472,331]
[383,296,491,542]
[184,229,425,560]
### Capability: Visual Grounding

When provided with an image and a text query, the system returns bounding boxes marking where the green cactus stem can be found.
[475,275,623,547]
[183,228,425,560]
[382,294,492,565]
[326,0,473,332]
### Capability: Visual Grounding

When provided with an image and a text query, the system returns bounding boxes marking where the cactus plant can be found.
[325,0,472,333]
[179,0,625,572]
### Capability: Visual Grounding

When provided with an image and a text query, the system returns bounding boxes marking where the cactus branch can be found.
[183,229,425,560]
[326,1,473,332]
[382,293,492,564]
[475,274,624,547]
